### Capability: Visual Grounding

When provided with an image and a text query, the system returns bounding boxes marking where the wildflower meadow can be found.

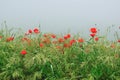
[0,25,120,80]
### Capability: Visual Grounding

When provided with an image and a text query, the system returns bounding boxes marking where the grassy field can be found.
[0,26,120,80]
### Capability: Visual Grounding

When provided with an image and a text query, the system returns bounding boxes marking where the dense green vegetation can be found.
[0,26,120,80]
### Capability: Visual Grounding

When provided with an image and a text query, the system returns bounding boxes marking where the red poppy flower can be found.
[64,34,71,40]
[0,36,2,39]
[78,38,84,43]
[63,43,70,48]
[90,33,96,37]
[6,37,14,42]
[64,35,68,40]
[51,34,56,38]
[58,38,64,43]
[64,43,68,47]
[94,37,99,41]
[40,43,44,47]
[70,39,76,45]
[28,29,32,34]
[90,27,97,33]
[67,34,71,38]
[21,50,27,55]
[33,28,40,34]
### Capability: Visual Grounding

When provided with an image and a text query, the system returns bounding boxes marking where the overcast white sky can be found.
[0,0,120,39]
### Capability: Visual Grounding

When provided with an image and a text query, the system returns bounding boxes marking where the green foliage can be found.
[0,27,120,80]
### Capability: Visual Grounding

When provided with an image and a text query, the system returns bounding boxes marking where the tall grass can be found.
[0,24,120,80]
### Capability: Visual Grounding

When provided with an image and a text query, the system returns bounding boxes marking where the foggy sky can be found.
[0,0,120,40]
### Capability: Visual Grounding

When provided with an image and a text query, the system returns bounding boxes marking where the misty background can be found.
[0,0,120,40]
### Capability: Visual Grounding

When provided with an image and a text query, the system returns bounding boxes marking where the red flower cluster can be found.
[6,37,14,42]
[64,34,71,40]
[69,39,76,45]
[58,38,64,43]
[21,50,27,55]
[89,27,99,41]
[90,27,97,37]
[78,38,84,43]
[26,28,40,35]
[51,34,56,38]
[63,43,70,48]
